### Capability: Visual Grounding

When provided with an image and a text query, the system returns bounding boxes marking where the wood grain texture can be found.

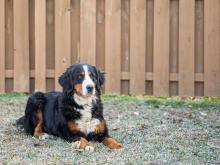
[121,0,130,94]
[29,0,35,71]
[153,0,170,96]
[13,0,29,92]
[5,0,13,70]
[130,0,146,95]
[105,0,121,94]
[80,0,96,65]
[0,0,5,93]
[179,0,195,96]
[169,0,179,96]
[46,0,55,69]
[96,0,105,70]
[170,0,179,73]
[35,0,46,91]
[121,0,130,72]
[204,0,220,96]
[71,0,80,64]
[46,0,55,91]
[195,0,204,74]
[146,0,154,73]
[5,0,13,92]
[55,0,71,91]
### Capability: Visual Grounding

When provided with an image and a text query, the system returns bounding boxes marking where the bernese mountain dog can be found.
[17,64,123,151]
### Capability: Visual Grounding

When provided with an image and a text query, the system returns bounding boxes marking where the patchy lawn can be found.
[0,93,220,164]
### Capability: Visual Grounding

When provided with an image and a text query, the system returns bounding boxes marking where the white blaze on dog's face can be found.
[81,65,95,96]
[73,65,97,97]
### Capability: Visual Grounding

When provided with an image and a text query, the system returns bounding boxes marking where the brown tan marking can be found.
[79,137,92,149]
[68,121,80,133]
[34,111,43,137]
[94,121,105,134]
[80,71,85,76]
[103,137,123,149]
[74,84,82,95]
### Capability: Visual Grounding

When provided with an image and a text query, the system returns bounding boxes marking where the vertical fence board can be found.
[146,0,154,95]
[121,0,130,95]
[0,0,5,93]
[105,0,121,94]
[179,0,195,96]
[29,0,35,71]
[96,0,105,70]
[130,0,146,95]
[80,0,96,65]
[195,0,204,74]
[13,0,29,92]
[46,0,55,91]
[46,0,55,70]
[5,0,13,70]
[55,0,71,91]
[153,0,169,96]
[146,0,154,73]
[29,0,35,93]
[121,0,130,72]
[5,0,13,92]
[195,0,204,96]
[170,0,179,74]
[71,0,80,64]
[35,0,46,91]
[204,0,220,96]
[169,0,179,96]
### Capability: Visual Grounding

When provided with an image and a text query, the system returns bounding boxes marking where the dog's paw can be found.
[38,133,50,140]
[113,143,123,149]
[103,137,123,149]
[72,140,81,149]
[71,138,94,152]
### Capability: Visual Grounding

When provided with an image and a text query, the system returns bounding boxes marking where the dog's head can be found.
[58,64,105,97]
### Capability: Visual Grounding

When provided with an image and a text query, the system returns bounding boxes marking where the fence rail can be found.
[0,0,220,96]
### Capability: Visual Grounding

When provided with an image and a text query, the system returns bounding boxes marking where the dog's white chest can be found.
[76,106,100,135]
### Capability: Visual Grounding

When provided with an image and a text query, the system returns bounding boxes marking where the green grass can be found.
[0,92,27,101]
[102,94,220,110]
[1,92,220,110]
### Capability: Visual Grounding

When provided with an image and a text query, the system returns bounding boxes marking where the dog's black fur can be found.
[16,64,110,143]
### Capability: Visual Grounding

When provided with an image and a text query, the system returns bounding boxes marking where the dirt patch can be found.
[0,96,220,164]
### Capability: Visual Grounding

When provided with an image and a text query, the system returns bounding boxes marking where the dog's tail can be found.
[16,116,25,126]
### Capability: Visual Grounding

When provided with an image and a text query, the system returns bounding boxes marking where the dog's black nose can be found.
[86,85,94,93]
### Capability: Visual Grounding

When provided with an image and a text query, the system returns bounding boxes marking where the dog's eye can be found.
[79,72,85,79]
[78,74,84,79]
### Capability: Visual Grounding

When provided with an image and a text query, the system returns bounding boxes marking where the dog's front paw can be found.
[103,137,123,149]
[72,137,94,152]
[72,140,81,149]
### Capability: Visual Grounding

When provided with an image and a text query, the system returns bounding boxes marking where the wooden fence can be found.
[0,0,220,96]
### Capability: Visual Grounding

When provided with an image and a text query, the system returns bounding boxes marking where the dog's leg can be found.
[33,111,49,140]
[72,137,94,152]
[102,137,123,149]
[89,121,123,149]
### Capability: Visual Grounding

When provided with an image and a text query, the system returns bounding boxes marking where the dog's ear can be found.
[97,70,105,87]
[58,69,73,95]
[92,66,105,94]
